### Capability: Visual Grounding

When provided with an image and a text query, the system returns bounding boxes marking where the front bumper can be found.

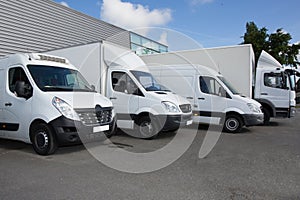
[289,106,296,118]
[49,116,116,146]
[242,113,264,126]
[160,113,193,131]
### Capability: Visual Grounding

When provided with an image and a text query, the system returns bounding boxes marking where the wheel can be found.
[223,114,243,133]
[30,123,58,155]
[262,107,270,125]
[104,120,116,138]
[137,116,159,139]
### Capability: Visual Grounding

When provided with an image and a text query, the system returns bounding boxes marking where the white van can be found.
[148,64,264,133]
[48,42,193,139]
[0,53,115,155]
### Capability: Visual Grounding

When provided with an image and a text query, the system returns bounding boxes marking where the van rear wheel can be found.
[30,123,58,155]
[223,114,243,133]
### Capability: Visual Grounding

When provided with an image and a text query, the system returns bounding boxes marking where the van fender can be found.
[28,113,62,139]
[223,107,245,115]
[135,105,165,116]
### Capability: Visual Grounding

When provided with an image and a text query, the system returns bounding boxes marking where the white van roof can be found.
[0,53,75,70]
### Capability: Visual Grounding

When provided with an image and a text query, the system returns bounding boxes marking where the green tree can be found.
[242,22,300,67]
[242,22,268,64]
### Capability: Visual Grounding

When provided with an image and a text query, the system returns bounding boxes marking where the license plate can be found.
[186,120,193,125]
[93,125,109,133]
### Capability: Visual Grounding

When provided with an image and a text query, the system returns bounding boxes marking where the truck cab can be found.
[254,51,296,123]
[0,54,115,155]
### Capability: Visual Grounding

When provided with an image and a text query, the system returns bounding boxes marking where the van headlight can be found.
[52,97,80,121]
[247,103,262,113]
[162,101,180,113]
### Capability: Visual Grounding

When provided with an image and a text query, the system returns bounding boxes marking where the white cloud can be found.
[190,0,214,5]
[60,1,69,7]
[100,0,172,36]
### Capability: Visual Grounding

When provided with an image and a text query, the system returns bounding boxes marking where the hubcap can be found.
[140,121,154,137]
[226,118,238,131]
[36,131,49,149]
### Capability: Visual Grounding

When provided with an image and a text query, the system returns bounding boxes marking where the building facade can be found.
[0,0,167,57]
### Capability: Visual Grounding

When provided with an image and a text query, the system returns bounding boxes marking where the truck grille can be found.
[179,104,192,113]
[75,107,113,126]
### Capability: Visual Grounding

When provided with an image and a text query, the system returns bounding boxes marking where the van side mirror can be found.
[133,88,144,96]
[15,81,33,99]
[218,87,227,97]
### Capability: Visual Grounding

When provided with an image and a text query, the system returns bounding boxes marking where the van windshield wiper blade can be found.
[43,86,73,91]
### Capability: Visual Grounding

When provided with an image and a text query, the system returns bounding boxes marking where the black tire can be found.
[137,116,159,139]
[30,123,58,155]
[262,107,271,125]
[223,114,243,133]
[104,121,116,138]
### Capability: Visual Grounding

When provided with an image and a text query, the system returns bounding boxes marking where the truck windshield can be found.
[27,65,95,92]
[131,70,170,92]
[217,76,240,95]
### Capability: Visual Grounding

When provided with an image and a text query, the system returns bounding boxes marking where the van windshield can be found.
[27,65,95,92]
[217,76,240,95]
[131,70,170,92]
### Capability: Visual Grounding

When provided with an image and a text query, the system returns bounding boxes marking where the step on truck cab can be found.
[47,41,193,139]
[148,64,264,133]
[0,53,116,155]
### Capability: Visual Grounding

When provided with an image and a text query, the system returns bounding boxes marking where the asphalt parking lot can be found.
[1,111,300,200]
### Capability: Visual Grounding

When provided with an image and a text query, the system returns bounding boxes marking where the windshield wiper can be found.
[43,86,73,91]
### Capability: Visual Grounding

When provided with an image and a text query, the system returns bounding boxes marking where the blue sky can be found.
[54,0,300,50]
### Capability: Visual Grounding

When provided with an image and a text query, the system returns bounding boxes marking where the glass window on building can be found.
[130,32,168,56]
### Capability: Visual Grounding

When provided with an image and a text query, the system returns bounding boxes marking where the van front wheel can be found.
[30,123,58,155]
[137,116,159,139]
[223,114,243,133]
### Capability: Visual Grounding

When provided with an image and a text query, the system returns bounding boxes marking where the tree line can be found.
[241,22,300,67]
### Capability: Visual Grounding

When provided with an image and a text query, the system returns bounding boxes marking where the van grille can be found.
[75,107,113,126]
[179,104,192,113]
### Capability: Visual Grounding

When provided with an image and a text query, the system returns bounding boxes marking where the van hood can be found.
[234,94,262,107]
[49,92,113,109]
[148,91,190,105]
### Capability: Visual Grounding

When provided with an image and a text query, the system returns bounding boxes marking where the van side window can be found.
[200,76,226,97]
[8,67,31,93]
[264,73,285,89]
[112,72,139,95]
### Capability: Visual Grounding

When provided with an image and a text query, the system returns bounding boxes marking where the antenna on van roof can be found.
[217,62,221,74]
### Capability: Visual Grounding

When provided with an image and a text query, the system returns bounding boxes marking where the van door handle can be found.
[261,93,268,95]
[5,102,12,107]
[110,97,117,100]
[198,97,205,100]
[186,97,193,99]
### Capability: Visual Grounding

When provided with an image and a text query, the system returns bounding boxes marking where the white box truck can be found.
[0,53,116,155]
[141,44,296,124]
[147,64,264,133]
[47,41,193,139]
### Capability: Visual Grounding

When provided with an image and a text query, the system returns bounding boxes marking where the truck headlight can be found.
[247,103,261,113]
[162,101,180,113]
[52,97,80,121]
